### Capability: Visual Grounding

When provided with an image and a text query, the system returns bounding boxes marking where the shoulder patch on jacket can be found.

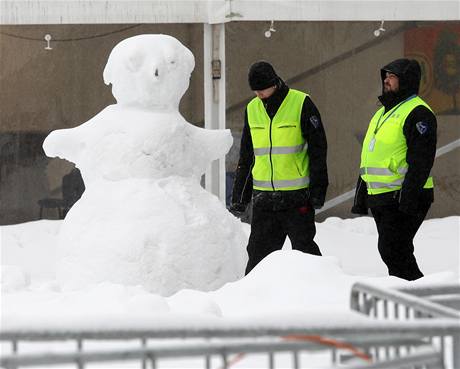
[310,115,320,128]
[416,121,428,135]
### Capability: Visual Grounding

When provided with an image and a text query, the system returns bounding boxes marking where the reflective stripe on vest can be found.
[367,180,404,189]
[360,95,434,195]
[360,167,408,176]
[254,142,308,156]
[253,176,310,189]
[248,89,309,191]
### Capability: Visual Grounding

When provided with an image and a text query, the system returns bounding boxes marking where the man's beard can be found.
[379,89,400,108]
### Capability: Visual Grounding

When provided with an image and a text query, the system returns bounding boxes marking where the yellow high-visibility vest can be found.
[247,89,309,191]
[360,95,434,195]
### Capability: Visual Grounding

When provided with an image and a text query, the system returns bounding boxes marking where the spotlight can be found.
[264,20,276,38]
[373,21,385,37]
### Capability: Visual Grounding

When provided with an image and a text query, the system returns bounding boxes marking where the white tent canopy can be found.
[1,0,459,24]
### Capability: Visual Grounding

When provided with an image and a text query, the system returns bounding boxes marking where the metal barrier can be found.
[350,282,460,369]
[397,285,460,311]
[0,341,446,369]
[2,321,458,369]
[345,346,444,369]
[2,283,459,369]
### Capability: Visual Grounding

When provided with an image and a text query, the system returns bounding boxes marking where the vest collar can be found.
[378,90,417,112]
[262,81,289,118]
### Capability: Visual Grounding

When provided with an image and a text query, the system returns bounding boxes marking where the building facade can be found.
[1,21,459,224]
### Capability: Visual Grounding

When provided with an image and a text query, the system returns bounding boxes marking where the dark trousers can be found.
[371,203,430,281]
[245,204,321,275]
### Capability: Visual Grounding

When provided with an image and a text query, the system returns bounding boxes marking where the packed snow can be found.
[2,216,458,332]
[1,216,458,368]
[41,34,246,295]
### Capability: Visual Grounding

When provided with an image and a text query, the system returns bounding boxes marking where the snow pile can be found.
[0,251,383,331]
[0,219,60,282]
[2,218,458,332]
[1,265,30,292]
[212,251,354,316]
[41,34,247,295]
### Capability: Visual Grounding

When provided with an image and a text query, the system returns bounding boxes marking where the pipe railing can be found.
[345,346,444,369]
[2,283,458,369]
[2,321,459,369]
[0,333,444,369]
[397,284,460,310]
[4,320,460,343]
[351,282,460,319]
[350,282,460,369]
[397,284,460,297]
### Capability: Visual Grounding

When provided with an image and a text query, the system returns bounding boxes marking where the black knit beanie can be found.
[248,61,279,90]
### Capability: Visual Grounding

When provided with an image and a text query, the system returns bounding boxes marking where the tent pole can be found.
[204,23,227,203]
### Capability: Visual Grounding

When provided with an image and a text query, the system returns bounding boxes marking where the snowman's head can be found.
[103,34,195,110]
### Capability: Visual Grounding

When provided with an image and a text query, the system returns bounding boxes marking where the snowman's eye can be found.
[155,68,159,77]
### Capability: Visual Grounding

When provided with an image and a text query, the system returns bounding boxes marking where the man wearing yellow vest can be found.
[230,61,328,275]
[352,58,437,281]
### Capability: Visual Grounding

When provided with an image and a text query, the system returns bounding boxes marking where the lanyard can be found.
[374,94,417,135]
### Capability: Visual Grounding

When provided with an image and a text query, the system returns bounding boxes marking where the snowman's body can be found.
[43,35,247,295]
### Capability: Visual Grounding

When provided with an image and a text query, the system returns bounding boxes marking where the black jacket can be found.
[231,81,328,211]
[352,59,437,216]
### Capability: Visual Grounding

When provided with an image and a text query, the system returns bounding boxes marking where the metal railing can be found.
[2,283,459,369]
[398,285,460,310]
[0,341,446,369]
[2,321,458,369]
[350,282,460,369]
[346,346,445,369]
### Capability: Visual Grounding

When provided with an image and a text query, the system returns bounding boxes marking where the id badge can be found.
[368,137,376,152]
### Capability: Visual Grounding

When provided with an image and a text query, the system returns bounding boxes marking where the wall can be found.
[0,21,458,224]
[225,21,460,221]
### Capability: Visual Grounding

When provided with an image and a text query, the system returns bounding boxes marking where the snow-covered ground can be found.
[1,216,458,368]
[3,216,457,292]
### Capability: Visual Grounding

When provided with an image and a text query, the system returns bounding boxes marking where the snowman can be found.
[43,34,247,295]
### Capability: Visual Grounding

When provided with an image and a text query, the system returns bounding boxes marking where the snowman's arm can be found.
[185,124,233,162]
[43,107,113,163]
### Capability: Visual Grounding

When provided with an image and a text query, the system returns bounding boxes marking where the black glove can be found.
[308,186,326,210]
[398,189,420,216]
[351,177,368,215]
[229,203,247,218]
[351,204,368,215]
